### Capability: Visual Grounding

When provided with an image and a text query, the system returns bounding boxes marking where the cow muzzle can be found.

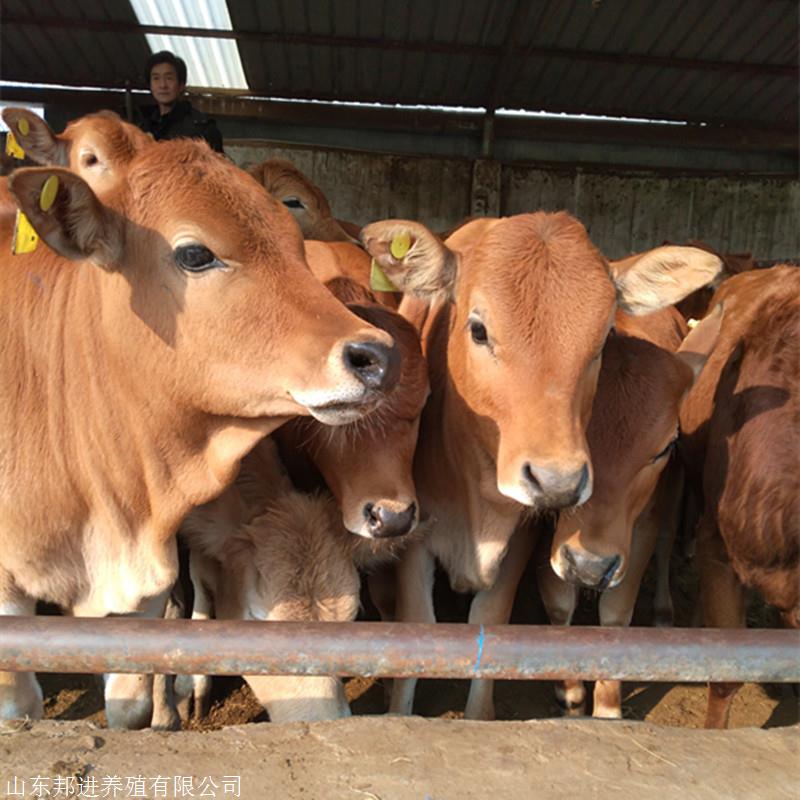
[343,340,401,393]
[552,543,625,591]
[360,500,418,539]
[520,462,591,509]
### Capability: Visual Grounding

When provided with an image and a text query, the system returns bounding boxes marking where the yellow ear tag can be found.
[12,210,39,255]
[5,130,25,160]
[18,118,30,136]
[370,258,400,293]
[39,175,59,212]
[390,231,411,260]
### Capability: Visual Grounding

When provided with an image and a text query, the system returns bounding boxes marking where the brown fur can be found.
[277,269,429,537]
[679,266,800,727]
[248,158,355,243]
[360,213,723,720]
[0,135,396,725]
[540,307,713,718]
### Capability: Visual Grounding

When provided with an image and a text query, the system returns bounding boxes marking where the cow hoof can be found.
[654,607,674,628]
[105,697,153,730]
[151,706,182,731]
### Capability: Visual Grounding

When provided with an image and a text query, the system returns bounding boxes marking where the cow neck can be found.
[5,256,277,543]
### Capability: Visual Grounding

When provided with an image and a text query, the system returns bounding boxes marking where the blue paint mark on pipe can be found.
[473,624,485,674]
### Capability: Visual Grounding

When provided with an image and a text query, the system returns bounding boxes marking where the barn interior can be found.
[2,0,797,259]
[0,3,798,792]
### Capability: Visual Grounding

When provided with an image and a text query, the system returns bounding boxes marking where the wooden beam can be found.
[2,14,796,79]
[1,84,795,155]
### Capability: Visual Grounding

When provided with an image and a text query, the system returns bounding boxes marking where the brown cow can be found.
[0,140,399,728]
[361,213,723,718]
[171,271,427,723]
[248,158,358,243]
[177,437,413,722]
[2,108,152,197]
[304,239,398,308]
[679,266,799,728]
[538,306,721,718]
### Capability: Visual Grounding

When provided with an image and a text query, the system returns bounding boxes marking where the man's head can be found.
[145,51,187,113]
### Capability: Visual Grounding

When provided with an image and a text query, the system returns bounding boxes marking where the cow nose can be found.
[522,462,590,509]
[363,502,417,538]
[344,339,400,393]
[560,545,622,591]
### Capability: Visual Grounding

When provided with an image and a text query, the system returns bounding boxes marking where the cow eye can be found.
[652,438,677,462]
[282,197,305,210]
[470,319,489,346]
[174,244,223,272]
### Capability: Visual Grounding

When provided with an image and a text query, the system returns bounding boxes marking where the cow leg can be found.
[594,509,660,719]
[389,542,436,715]
[101,589,170,729]
[175,551,215,723]
[150,592,184,731]
[464,528,536,720]
[697,514,744,729]
[653,461,683,627]
[537,557,583,716]
[0,575,43,721]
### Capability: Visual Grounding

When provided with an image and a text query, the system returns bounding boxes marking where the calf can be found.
[178,437,413,722]
[2,108,152,197]
[361,213,723,718]
[248,158,358,242]
[0,141,399,727]
[173,272,428,723]
[304,239,398,308]
[538,306,721,718]
[278,269,428,538]
[679,266,799,728]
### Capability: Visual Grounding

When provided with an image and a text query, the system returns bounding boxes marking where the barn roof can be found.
[1,0,796,131]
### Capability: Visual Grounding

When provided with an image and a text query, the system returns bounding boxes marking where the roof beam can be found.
[1,15,796,80]
[1,84,796,155]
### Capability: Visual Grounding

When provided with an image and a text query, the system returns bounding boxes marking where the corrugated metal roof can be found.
[1,0,796,129]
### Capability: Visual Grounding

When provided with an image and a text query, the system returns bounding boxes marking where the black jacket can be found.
[137,100,224,153]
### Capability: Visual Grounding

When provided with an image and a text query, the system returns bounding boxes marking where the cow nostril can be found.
[344,340,400,392]
[600,555,621,587]
[363,502,417,538]
[575,463,590,502]
[522,463,542,493]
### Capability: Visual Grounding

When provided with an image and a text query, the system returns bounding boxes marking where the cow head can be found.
[249,159,356,243]
[550,306,723,590]
[2,108,151,197]
[362,212,722,511]
[7,142,400,431]
[279,276,429,539]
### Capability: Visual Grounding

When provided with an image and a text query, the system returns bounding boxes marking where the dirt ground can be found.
[2,717,798,800]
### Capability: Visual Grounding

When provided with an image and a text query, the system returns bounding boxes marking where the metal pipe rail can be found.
[1,617,798,683]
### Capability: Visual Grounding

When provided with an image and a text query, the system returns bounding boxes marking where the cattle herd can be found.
[0,109,796,733]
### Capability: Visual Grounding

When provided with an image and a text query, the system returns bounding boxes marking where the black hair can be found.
[145,51,187,85]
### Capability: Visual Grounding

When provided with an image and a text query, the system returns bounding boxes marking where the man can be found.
[137,51,224,153]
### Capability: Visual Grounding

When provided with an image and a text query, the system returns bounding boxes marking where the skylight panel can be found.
[130,0,248,90]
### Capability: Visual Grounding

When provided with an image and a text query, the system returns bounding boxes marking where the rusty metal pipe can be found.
[1,617,797,683]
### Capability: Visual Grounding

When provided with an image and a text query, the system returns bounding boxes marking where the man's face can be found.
[150,63,185,109]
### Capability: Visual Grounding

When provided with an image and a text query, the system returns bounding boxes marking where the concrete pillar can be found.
[470,158,501,217]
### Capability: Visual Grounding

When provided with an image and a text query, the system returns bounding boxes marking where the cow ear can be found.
[676,303,723,381]
[360,219,457,299]
[1,108,68,166]
[8,167,122,265]
[609,246,723,316]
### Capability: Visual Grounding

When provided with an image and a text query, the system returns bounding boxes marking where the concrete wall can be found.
[229,141,799,260]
